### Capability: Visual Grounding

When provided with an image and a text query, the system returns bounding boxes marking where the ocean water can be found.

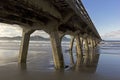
[0,40,120,80]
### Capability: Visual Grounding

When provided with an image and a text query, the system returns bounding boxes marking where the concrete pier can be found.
[19,28,35,63]
[80,37,84,48]
[83,37,90,66]
[69,51,75,66]
[0,0,101,69]
[90,37,96,63]
[75,54,84,71]
[69,36,75,51]
[50,31,64,69]
[76,34,83,57]
[84,37,90,57]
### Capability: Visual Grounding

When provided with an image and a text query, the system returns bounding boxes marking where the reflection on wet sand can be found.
[18,63,27,71]
[67,48,100,73]
[18,48,100,73]
[1,41,120,80]
[16,49,100,80]
[12,49,120,80]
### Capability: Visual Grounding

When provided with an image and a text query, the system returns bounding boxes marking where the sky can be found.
[0,0,120,40]
[0,23,49,38]
[82,0,120,40]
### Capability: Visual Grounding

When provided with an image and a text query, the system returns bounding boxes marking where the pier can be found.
[0,0,101,69]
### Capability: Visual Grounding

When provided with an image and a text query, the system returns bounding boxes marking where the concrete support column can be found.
[50,31,64,69]
[80,37,83,46]
[75,34,84,69]
[84,37,89,57]
[95,39,98,47]
[69,51,75,66]
[69,36,75,51]
[89,37,95,64]
[91,38,94,49]
[69,36,75,66]
[93,39,96,48]
[93,38,98,48]
[76,34,83,57]
[75,54,83,71]
[19,28,35,63]
[84,37,90,66]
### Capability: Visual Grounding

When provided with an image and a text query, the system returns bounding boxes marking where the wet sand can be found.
[0,41,120,80]
[0,54,120,80]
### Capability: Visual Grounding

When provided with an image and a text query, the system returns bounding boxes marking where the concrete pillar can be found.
[75,34,84,69]
[75,53,84,71]
[69,36,75,51]
[69,51,74,66]
[50,31,64,69]
[92,39,95,48]
[68,36,75,66]
[18,29,35,63]
[84,37,90,66]
[89,37,95,63]
[93,38,98,48]
[91,38,94,49]
[84,37,89,57]
[80,37,84,50]
[76,34,83,57]
[89,38,93,49]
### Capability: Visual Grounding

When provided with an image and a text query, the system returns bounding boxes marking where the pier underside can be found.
[0,0,101,69]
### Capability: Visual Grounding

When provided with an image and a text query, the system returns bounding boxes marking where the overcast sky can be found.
[0,0,120,40]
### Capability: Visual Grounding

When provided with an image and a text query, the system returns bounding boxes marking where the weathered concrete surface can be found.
[50,31,64,69]
[76,34,83,57]
[69,36,75,51]
[18,28,35,63]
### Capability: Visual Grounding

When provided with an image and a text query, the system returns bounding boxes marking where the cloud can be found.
[31,30,50,38]
[101,30,120,40]
[0,23,22,37]
[0,23,50,38]
[1,22,120,40]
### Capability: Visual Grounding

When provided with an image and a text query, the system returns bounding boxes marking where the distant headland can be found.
[0,36,70,41]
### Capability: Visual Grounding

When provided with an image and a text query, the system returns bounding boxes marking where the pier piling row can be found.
[0,0,101,69]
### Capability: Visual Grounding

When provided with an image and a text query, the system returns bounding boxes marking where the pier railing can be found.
[66,0,101,38]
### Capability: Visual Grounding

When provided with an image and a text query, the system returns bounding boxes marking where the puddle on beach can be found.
[0,41,120,80]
